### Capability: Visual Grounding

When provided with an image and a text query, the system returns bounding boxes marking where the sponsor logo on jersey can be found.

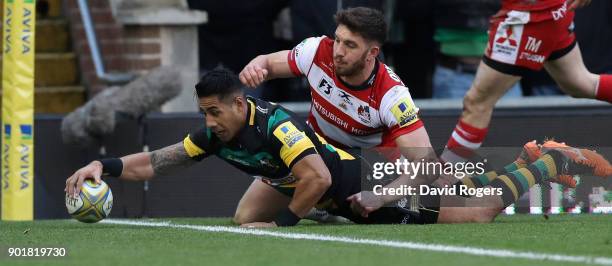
[312,98,349,129]
[552,1,567,21]
[350,127,368,135]
[294,39,307,58]
[519,52,545,63]
[491,24,524,65]
[277,122,305,148]
[274,121,315,165]
[384,65,402,83]
[524,36,542,53]
[258,158,278,169]
[317,77,334,98]
[392,99,418,127]
[357,105,371,124]
[495,25,519,47]
[338,91,353,105]
[4,124,11,139]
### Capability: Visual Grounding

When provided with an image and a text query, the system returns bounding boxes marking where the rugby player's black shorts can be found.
[325,152,441,225]
[328,194,441,225]
[265,149,441,224]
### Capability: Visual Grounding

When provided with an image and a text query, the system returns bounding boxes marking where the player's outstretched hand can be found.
[346,191,384,218]
[239,58,269,88]
[65,161,103,198]
[569,0,591,10]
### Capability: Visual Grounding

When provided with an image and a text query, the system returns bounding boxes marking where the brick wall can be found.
[65,0,162,96]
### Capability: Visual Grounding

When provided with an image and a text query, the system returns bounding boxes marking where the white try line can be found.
[102,219,612,266]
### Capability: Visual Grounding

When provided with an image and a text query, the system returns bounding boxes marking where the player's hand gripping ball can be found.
[65,179,113,223]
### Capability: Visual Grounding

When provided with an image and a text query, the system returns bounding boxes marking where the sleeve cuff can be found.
[386,119,424,142]
[287,49,302,76]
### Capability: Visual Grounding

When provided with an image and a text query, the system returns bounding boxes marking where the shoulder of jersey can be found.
[314,36,334,62]
[373,62,407,100]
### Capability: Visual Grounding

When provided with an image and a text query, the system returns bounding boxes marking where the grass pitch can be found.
[1,214,611,266]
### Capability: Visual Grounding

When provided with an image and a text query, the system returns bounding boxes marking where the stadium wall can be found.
[65,0,206,110]
[0,106,610,219]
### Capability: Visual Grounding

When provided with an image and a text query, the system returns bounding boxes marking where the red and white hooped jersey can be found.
[287,36,424,149]
[501,0,565,11]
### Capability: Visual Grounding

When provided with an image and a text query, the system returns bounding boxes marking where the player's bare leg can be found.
[545,43,612,102]
[437,196,503,224]
[232,179,291,224]
[461,63,522,129]
[441,63,521,163]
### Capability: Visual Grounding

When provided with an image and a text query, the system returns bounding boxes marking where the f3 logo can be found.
[318,78,334,96]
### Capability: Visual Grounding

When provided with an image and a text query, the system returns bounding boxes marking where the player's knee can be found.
[232,214,243,225]
[463,89,493,115]
[470,207,498,223]
[232,210,253,225]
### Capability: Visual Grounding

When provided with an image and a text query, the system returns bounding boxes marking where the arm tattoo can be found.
[150,142,197,176]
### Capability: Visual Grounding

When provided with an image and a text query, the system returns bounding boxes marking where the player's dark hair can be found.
[195,67,244,101]
[335,7,387,45]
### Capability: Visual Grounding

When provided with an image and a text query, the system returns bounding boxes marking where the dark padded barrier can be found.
[100,118,147,218]
[32,116,96,219]
[1,106,610,219]
[143,114,252,218]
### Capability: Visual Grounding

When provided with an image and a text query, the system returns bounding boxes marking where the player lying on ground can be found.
[65,68,612,227]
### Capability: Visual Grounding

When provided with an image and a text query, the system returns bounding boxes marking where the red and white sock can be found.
[440,119,488,163]
[595,74,612,103]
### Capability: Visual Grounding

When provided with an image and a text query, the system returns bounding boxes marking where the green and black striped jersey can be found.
[182,96,355,188]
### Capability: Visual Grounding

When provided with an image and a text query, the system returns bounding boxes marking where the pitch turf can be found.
[1,214,611,266]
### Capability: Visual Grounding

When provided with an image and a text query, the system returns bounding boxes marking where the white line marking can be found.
[102,219,612,265]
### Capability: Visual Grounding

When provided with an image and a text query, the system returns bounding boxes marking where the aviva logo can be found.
[398,102,408,112]
[4,124,11,139]
[20,124,32,140]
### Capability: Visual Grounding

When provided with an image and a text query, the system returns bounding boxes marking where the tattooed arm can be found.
[65,142,198,196]
[119,142,197,181]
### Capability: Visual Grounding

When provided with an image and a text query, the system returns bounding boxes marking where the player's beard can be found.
[335,51,368,77]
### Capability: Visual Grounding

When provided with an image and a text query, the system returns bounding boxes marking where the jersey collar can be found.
[336,59,379,91]
[231,98,263,152]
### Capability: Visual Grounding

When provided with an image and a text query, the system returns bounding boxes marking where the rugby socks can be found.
[456,157,528,190]
[454,157,527,196]
[456,170,499,190]
[503,160,527,173]
[595,74,612,103]
[441,120,488,163]
[489,152,562,207]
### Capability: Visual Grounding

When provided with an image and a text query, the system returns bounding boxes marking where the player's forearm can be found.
[115,142,195,181]
[289,172,331,217]
[380,130,439,204]
[261,50,294,79]
[379,173,432,204]
[288,155,333,217]
[118,152,155,181]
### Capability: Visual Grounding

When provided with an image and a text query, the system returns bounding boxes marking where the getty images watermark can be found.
[370,158,503,197]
